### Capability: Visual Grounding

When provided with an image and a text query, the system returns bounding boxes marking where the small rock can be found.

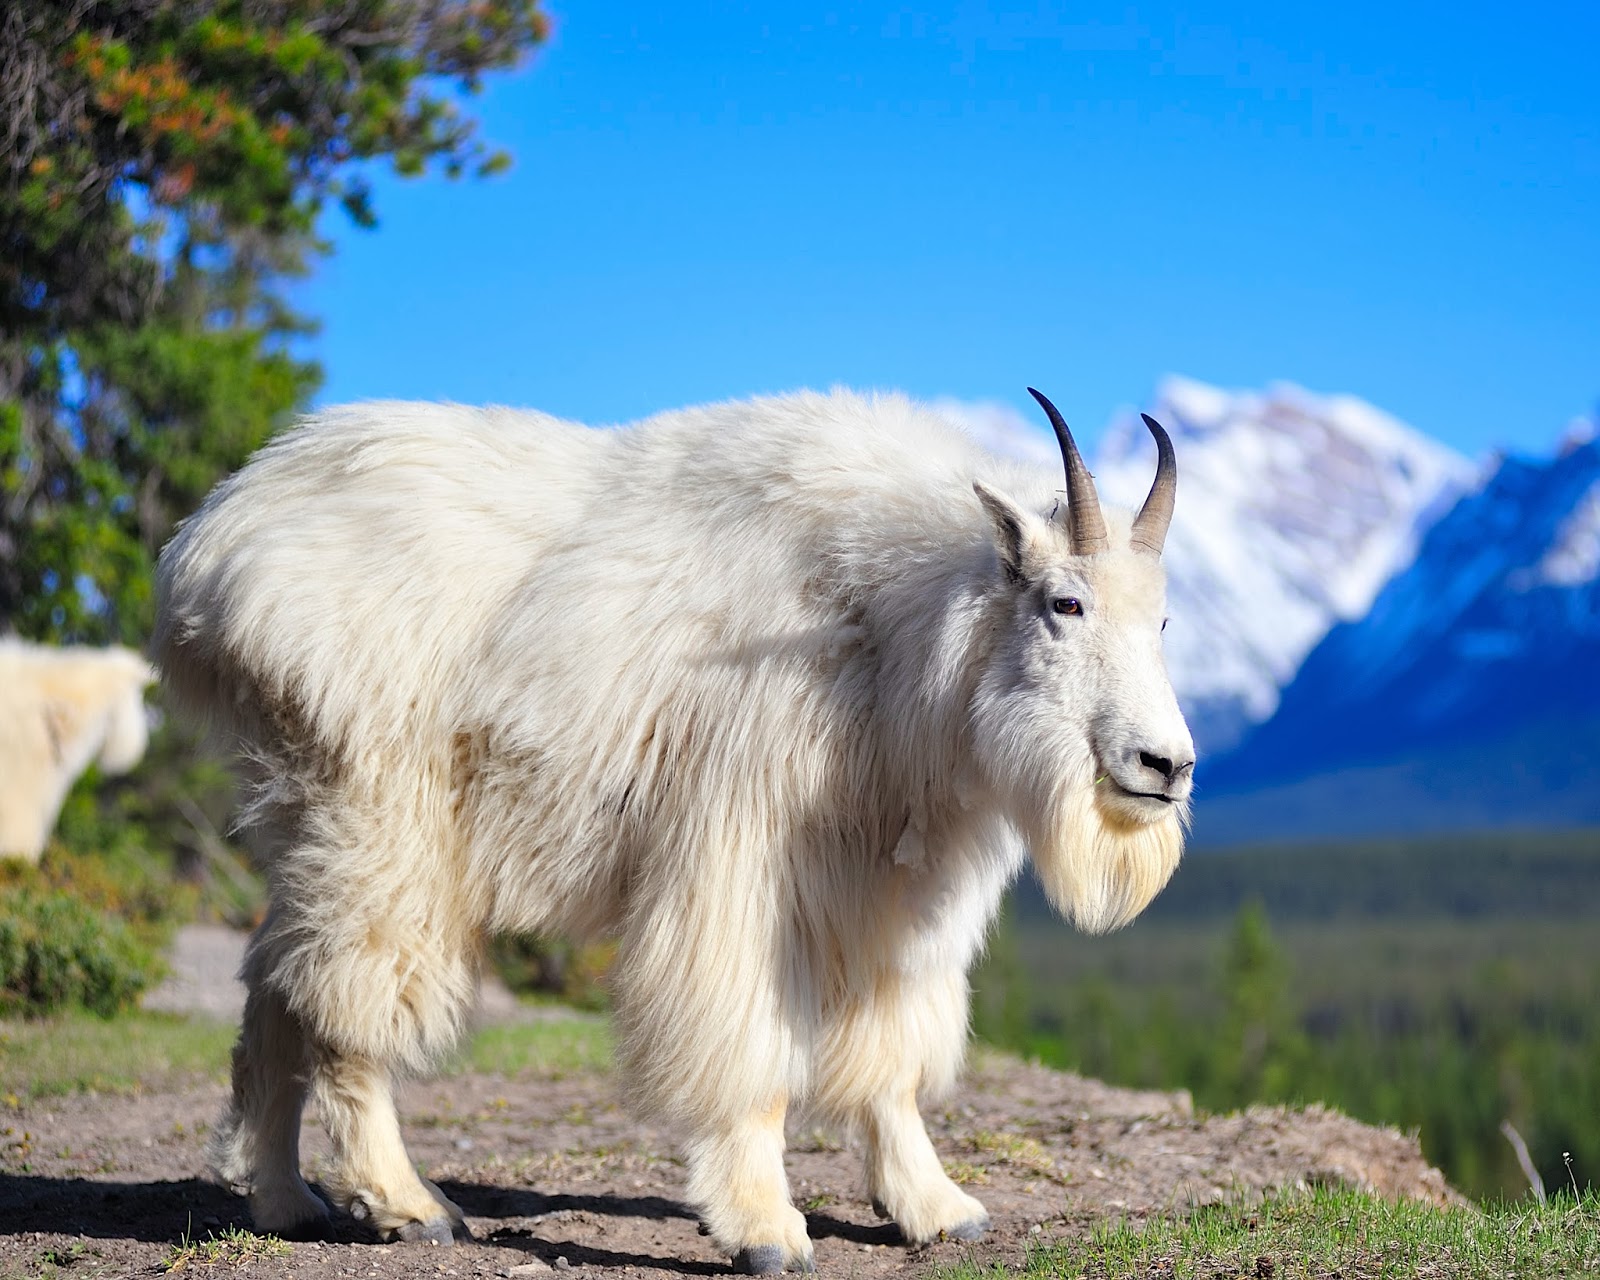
[554,1257,572,1270]
[506,1263,552,1277]
[455,1137,475,1151]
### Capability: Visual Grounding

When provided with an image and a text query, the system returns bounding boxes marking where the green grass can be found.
[0,1011,236,1100]
[937,1186,1600,1280]
[10,1240,95,1280]
[453,1014,613,1078]
[162,1223,289,1271]
[0,1009,613,1102]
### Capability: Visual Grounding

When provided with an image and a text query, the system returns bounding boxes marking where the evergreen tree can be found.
[1,0,547,643]
[1214,898,1308,1106]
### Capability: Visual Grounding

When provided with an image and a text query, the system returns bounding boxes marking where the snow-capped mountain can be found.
[940,377,1474,751]
[1207,428,1600,794]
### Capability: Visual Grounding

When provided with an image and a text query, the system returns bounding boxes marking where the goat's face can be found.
[968,394,1193,935]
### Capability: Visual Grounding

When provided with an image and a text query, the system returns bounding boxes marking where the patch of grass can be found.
[969,1130,1066,1183]
[1,1008,613,1102]
[946,1160,991,1186]
[0,1011,235,1100]
[17,1240,96,1278]
[162,1223,288,1271]
[449,1015,612,1079]
[796,1128,847,1153]
[938,1185,1600,1280]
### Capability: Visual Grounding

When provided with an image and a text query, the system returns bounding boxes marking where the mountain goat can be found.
[154,388,1194,1270]
[0,639,154,862]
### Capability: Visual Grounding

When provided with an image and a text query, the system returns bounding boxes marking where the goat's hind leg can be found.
[258,818,478,1243]
[301,926,474,1244]
[208,981,330,1237]
[310,1049,468,1244]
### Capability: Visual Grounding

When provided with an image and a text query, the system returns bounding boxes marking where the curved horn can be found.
[1027,387,1108,555]
[1130,412,1177,556]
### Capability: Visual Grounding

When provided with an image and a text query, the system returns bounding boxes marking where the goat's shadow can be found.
[432,1180,713,1274]
[438,1180,697,1225]
[0,1174,906,1275]
[0,1175,247,1242]
[440,1182,905,1272]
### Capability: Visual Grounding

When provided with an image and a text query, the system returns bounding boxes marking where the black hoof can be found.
[734,1245,784,1274]
[397,1218,457,1246]
[735,1244,806,1274]
[871,1198,891,1220]
[944,1215,989,1243]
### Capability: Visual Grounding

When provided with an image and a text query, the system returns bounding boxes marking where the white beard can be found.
[1026,783,1187,935]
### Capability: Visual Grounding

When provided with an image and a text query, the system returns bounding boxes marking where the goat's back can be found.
[154,392,1039,851]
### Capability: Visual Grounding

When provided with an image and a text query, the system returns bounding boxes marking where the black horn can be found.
[1027,387,1108,555]
[1130,412,1176,556]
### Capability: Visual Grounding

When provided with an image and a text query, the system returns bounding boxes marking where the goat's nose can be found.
[1136,750,1195,789]
[1138,750,1175,780]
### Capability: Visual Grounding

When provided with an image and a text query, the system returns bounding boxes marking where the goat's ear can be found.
[973,480,1038,585]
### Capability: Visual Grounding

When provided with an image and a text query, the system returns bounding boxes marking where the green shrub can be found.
[0,887,161,1017]
[2,842,198,938]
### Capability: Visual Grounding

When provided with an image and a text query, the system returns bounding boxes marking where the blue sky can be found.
[304,1,1598,459]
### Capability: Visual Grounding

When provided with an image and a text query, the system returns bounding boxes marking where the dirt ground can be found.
[0,929,1458,1280]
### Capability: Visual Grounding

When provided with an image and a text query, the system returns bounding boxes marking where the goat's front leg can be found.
[821,961,989,1245]
[685,1098,813,1274]
[864,1084,989,1244]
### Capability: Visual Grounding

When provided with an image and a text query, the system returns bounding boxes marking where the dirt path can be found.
[1,930,1457,1279]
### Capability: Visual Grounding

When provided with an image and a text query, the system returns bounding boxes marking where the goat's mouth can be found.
[1104,780,1174,807]
[1092,758,1180,821]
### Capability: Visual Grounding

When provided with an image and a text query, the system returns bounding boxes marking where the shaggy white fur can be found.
[0,639,154,862]
[154,389,1194,1268]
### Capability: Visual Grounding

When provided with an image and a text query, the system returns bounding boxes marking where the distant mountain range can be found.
[1201,427,1600,842]
[943,380,1600,843]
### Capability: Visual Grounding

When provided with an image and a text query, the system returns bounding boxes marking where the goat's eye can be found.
[1162,617,1169,633]
[1051,597,1083,617]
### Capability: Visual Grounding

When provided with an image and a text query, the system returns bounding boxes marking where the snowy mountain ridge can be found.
[1194,428,1600,839]
[1212,431,1600,773]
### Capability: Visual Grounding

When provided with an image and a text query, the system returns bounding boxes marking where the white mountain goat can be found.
[154,388,1194,1270]
[0,639,154,862]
